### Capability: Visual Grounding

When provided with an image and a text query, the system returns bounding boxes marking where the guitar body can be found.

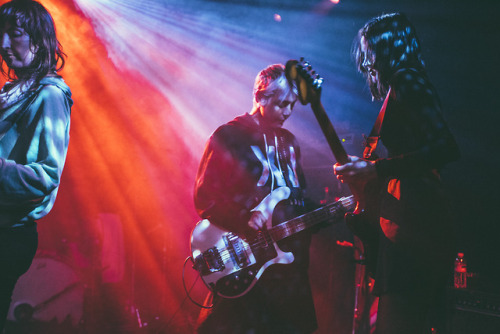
[190,187,355,298]
[190,187,294,299]
[345,179,381,275]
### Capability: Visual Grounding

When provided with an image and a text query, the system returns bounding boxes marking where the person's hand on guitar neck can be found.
[333,155,377,186]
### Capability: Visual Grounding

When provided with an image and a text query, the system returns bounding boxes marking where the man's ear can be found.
[30,42,39,53]
[257,95,270,107]
[255,91,269,106]
[259,98,268,106]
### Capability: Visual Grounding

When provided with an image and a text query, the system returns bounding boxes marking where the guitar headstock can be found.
[285,58,323,105]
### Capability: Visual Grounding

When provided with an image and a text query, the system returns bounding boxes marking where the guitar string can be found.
[205,196,355,266]
[211,197,355,264]
[270,196,354,240]
[214,196,355,263]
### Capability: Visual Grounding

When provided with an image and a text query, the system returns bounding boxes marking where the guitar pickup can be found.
[193,247,225,275]
[224,233,250,269]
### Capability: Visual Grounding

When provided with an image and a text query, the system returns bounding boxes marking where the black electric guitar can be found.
[285,58,380,274]
[190,187,355,298]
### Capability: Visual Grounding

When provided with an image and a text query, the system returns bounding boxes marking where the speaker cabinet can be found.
[448,288,500,334]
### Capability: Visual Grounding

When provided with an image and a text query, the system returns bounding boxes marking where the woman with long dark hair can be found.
[335,13,460,333]
[0,0,72,330]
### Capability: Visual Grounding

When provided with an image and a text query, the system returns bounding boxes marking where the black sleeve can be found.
[193,128,254,237]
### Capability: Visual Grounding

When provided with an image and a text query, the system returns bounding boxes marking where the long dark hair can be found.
[354,12,424,100]
[0,0,65,82]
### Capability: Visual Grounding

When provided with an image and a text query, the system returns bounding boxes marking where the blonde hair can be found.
[253,64,297,107]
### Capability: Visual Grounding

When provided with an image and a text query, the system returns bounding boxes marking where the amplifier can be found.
[448,288,500,334]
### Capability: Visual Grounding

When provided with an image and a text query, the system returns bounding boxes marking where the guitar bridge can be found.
[224,233,250,269]
[193,247,225,275]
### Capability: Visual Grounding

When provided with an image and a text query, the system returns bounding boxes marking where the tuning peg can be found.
[299,58,308,68]
[313,76,324,89]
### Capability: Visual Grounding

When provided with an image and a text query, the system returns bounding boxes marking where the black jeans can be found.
[0,222,38,332]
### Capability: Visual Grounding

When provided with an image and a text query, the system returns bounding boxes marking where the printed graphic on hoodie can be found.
[251,144,299,188]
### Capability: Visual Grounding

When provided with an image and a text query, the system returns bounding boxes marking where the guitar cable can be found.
[154,256,213,333]
[182,256,214,309]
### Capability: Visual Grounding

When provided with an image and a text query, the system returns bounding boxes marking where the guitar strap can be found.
[363,87,392,160]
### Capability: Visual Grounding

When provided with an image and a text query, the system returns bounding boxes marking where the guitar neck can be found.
[269,196,355,241]
[311,100,350,165]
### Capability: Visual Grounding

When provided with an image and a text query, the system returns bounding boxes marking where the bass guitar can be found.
[190,187,355,298]
[285,58,380,274]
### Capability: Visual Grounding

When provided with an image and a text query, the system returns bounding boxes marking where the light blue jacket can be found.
[0,76,72,226]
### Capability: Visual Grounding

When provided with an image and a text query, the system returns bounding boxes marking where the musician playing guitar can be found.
[193,64,318,333]
[334,13,460,334]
